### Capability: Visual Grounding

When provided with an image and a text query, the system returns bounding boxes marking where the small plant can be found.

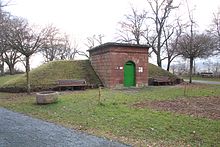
[98,86,105,106]
[184,82,188,96]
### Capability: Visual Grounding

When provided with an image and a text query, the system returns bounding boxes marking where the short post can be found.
[184,82,187,96]
[98,86,101,104]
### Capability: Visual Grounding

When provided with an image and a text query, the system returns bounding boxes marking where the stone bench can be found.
[152,76,175,86]
[56,79,87,91]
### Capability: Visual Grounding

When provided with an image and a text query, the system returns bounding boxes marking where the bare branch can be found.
[116,7,147,45]
[84,34,104,49]
[144,0,179,67]
[75,50,90,59]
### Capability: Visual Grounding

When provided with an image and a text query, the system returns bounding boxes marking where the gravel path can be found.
[0,108,129,147]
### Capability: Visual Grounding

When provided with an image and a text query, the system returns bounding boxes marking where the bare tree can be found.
[176,0,208,83]
[177,33,215,83]
[0,30,5,76]
[161,24,175,70]
[0,12,22,75]
[0,0,10,75]
[208,8,220,53]
[5,17,47,94]
[40,25,76,62]
[4,48,22,75]
[40,24,60,62]
[0,39,5,75]
[69,40,78,60]
[117,7,147,44]
[57,34,76,60]
[163,20,184,71]
[144,0,179,67]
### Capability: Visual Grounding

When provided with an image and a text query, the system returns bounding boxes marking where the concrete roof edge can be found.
[87,42,150,52]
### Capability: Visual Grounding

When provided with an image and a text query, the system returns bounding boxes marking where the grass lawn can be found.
[0,85,220,146]
[182,75,220,82]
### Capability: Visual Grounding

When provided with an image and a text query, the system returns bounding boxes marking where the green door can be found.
[124,61,135,87]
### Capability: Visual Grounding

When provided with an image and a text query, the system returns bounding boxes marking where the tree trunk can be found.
[136,38,140,45]
[0,62,4,76]
[193,60,196,75]
[8,64,15,75]
[156,42,162,67]
[189,57,193,83]
[0,54,4,76]
[26,56,31,94]
[157,54,162,67]
[157,26,162,67]
[167,57,171,71]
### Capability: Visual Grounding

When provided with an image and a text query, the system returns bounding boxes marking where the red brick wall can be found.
[89,50,111,87]
[89,44,148,88]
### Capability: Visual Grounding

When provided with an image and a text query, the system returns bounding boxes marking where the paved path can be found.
[184,79,220,85]
[0,108,129,147]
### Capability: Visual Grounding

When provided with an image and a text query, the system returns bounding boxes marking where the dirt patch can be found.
[133,96,220,120]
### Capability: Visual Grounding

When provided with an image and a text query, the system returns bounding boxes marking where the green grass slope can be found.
[148,63,176,78]
[0,74,22,87]
[0,61,177,92]
[0,60,101,91]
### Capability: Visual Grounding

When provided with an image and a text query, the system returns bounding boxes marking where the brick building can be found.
[88,42,149,88]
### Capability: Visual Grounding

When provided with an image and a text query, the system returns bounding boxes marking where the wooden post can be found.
[184,82,187,96]
[98,86,101,104]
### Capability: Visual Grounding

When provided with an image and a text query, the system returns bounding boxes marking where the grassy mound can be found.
[148,63,180,85]
[0,61,178,92]
[148,63,176,78]
[0,60,101,92]
[0,74,22,87]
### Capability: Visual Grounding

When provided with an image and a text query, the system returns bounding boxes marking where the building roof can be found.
[87,42,150,52]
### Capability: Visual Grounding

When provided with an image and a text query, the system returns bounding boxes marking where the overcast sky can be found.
[3,0,220,69]
[5,0,220,42]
